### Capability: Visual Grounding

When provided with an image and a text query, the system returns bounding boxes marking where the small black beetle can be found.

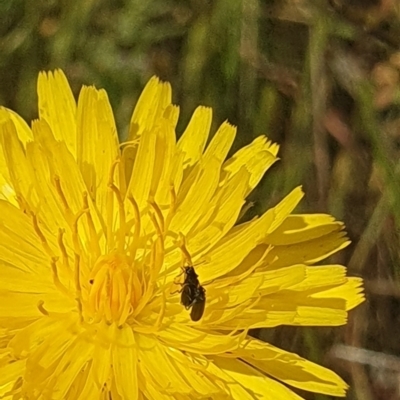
[180,266,206,321]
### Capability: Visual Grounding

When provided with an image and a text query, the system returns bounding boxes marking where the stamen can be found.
[149,199,165,235]
[127,195,141,260]
[15,194,31,215]
[82,192,101,258]
[130,270,142,307]
[50,257,70,297]
[153,233,164,280]
[133,296,166,333]
[88,264,108,314]
[132,246,154,318]
[164,185,176,233]
[57,229,70,271]
[54,175,73,222]
[71,209,87,256]
[103,274,113,324]
[177,232,193,265]
[32,215,54,259]
[153,291,166,329]
[146,219,164,284]
[109,174,126,253]
[118,271,133,327]
[74,254,83,322]
[149,212,162,244]
[105,162,117,251]
[37,300,49,316]
[119,139,140,150]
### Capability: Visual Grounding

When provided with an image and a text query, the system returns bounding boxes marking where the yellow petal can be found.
[198,186,303,281]
[112,326,138,399]
[151,119,176,204]
[289,265,347,290]
[222,136,279,192]
[170,157,221,235]
[0,108,33,204]
[312,277,365,310]
[91,333,111,388]
[156,323,245,354]
[25,130,71,233]
[46,336,94,398]
[127,127,157,209]
[0,201,48,274]
[32,119,102,237]
[203,121,236,163]
[204,360,259,400]
[267,214,346,245]
[9,316,69,361]
[0,359,25,394]
[257,291,349,326]
[213,357,305,400]
[177,106,212,168]
[37,70,77,156]
[238,338,348,396]
[129,76,172,140]
[266,230,350,268]
[0,116,38,208]
[187,167,249,255]
[138,336,192,394]
[76,86,119,217]
[0,107,32,143]
[265,186,304,234]
[197,216,272,282]
[258,265,307,294]
[206,274,264,309]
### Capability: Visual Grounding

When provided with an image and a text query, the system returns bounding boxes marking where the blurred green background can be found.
[2,0,400,398]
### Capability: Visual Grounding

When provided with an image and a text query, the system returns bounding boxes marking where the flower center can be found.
[86,253,134,325]
[30,158,176,329]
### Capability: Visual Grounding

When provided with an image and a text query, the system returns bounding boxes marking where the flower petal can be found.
[266,214,346,245]
[37,70,77,156]
[157,323,246,355]
[177,106,212,168]
[238,338,348,396]
[127,126,157,209]
[198,186,304,281]
[76,86,119,217]
[257,291,349,326]
[0,201,48,275]
[187,167,249,257]
[288,265,347,290]
[129,76,172,140]
[152,119,177,205]
[203,121,236,164]
[222,136,279,193]
[170,157,221,235]
[31,119,104,243]
[0,359,25,396]
[0,116,38,208]
[45,336,94,398]
[312,277,365,311]
[137,334,193,394]
[0,106,32,144]
[212,357,305,400]
[112,326,138,399]
[266,230,350,268]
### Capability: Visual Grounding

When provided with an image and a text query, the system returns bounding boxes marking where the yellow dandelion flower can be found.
[0,70,364,399]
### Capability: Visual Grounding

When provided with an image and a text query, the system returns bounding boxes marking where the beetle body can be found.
[180,266,206,321]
